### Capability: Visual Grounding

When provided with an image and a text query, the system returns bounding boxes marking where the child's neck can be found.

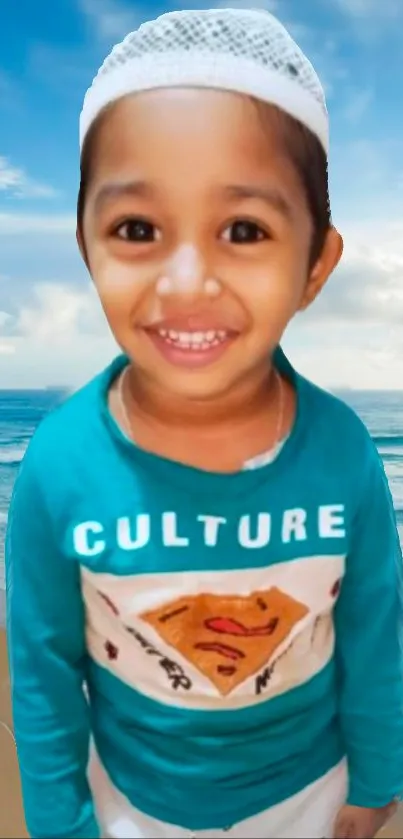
[110,360,295,473]
[125,361,276,431]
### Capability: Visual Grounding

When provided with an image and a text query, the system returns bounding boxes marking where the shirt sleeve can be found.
[335,437,403,808]
[5,440,100,838]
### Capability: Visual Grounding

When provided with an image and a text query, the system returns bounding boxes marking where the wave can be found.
[0,444,27,466]
[374,435,403,448]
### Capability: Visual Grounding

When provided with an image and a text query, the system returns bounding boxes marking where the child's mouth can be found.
[145,327,237,368]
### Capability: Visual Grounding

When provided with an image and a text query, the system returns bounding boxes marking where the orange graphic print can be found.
[140,587,309,695]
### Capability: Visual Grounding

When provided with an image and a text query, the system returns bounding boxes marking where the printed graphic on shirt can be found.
[82,554,344,710]
[141,588,309,696]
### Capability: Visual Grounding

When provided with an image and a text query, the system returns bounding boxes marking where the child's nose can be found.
[165,243,206,295]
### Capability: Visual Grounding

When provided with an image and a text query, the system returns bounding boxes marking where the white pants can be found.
[89,754,348,839]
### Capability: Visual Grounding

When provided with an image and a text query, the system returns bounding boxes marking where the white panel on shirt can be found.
[81,554,344,711]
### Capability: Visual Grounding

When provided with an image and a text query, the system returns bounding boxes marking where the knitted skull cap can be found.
[80,7,328,153]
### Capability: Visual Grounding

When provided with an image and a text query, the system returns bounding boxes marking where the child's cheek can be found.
[94,259,149,305]
[242,263,305,330]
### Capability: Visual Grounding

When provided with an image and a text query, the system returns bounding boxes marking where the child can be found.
[6,8,403,839]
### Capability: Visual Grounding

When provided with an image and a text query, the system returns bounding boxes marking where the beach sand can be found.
[0,627,28,838]
[0,603,402,839]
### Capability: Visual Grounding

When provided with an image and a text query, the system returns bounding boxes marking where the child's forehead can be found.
[92,89,289,172]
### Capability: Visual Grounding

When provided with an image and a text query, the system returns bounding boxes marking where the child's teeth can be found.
[157,328,229,349]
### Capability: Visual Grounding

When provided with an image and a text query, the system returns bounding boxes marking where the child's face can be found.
[80,89,341,400]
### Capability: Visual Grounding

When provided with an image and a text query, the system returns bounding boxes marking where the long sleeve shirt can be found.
[6,349,403,837]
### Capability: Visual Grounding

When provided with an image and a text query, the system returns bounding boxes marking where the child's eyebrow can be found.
[224,185,293,219]
[92,180,293,220]
[93,180,150,213]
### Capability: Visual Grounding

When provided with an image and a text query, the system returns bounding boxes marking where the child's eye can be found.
[222,220,268,244]
[114,219,161,242]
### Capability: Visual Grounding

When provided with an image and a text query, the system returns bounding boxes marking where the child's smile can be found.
[144,322,238,369]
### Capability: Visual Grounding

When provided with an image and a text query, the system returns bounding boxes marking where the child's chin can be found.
[154,367,237,402]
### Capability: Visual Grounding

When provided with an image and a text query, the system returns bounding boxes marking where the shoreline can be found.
[0,586,5,628]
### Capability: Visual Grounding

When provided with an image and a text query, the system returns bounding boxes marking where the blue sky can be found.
[0,0,403,389]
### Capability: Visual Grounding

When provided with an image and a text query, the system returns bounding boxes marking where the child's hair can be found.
[77,100,330,268]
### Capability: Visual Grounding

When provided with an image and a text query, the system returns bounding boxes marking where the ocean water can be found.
[0,389,67,590]
[0,388,402,590]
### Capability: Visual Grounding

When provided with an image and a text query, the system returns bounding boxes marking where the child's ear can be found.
[299,226,343,311]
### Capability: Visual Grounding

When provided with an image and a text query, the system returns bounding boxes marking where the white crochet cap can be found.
[80,7,328,153]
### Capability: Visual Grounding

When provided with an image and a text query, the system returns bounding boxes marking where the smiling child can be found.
[6,8,403,839]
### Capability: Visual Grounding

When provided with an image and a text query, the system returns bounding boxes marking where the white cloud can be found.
[0,281,117,388]
[285,219,403,389]
[13,282,106,341]
[0,213,76,235]
[79,0,143,40]
[305,221,403,325]
[284,325,403,391]
[0,156,58,199]
[0,342,15,355]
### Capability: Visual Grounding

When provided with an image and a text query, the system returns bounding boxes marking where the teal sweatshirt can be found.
[6,350,403,838]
